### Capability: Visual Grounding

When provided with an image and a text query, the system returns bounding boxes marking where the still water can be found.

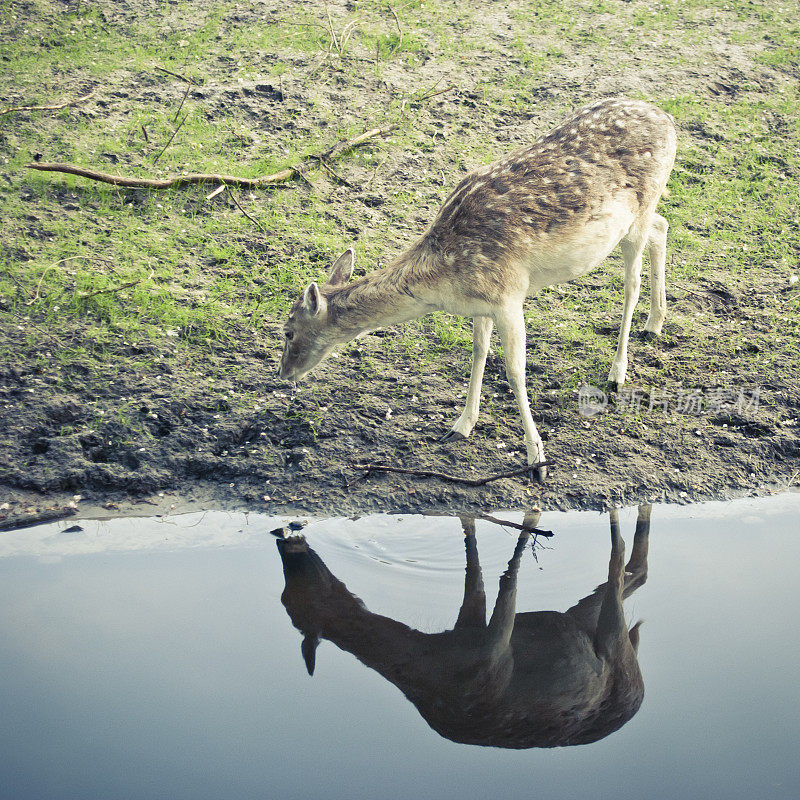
[1,495,799,800]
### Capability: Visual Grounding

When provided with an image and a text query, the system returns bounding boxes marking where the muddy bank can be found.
[1,0,799,525]
[1,309,798,527]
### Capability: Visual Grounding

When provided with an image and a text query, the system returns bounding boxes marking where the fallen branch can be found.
[1,91,95,116]
[26,123,396,190]
[349,460,551,487]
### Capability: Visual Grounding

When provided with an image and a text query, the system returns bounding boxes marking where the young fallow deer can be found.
[279,99,677,480]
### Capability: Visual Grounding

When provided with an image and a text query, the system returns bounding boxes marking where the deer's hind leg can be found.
[644,213,668,336]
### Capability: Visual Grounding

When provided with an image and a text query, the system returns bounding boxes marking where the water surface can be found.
[1,495,798,799]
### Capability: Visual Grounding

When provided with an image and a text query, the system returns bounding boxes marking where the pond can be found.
[1,494,799,800]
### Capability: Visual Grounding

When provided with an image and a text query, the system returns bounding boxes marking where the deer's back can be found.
[414,99,676,303]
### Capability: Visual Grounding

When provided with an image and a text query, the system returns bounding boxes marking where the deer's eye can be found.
[284,331,294,341]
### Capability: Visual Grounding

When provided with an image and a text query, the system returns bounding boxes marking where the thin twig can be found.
[344,470,372,490]
[11,311,64,347]
[26,255,115,305]
[321,124,397,161]
[141,124,149,143]
[173,82,192,123]
[29,266,57,305]
[78,270,154,300]
[313,155,353,187]
[340,20,359,54]
[473,512,553,537]
[324,2,339,55]
[365,153,388,190]
[389,6,403,52]
[27,123,396,189]
[349,460,552,487]
[27,162,295,189]
[416,84,456,102]
[322,3,360,58]
[224,186,267,231]
[277,20,330,31]
[293,164,317,188]
[155,66,196,85]
[1,91,95,116]
[153,112,189,164]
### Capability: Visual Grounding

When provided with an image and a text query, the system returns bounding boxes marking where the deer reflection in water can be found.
[277,506,651,748]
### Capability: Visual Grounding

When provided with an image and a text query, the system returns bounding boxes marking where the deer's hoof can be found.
[640,329,659,342]
[440,429,468,443]
[533,464,547,484]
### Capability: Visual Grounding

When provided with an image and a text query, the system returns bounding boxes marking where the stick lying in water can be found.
[474,512,553,537]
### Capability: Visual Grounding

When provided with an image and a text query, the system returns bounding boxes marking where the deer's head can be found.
[278,248,355,381]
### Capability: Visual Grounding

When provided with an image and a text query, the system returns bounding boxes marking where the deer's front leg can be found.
[608,233,646,387]
[442,315,493,442]
[494,306,547,481]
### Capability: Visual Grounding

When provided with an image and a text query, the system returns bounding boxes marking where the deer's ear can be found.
[327,247,355,287]
[302,281,326,317]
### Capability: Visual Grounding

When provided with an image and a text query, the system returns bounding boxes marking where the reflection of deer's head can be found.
[278,506,651,749]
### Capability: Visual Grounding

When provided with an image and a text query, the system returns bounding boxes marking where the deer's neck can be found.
[326,245,436,339]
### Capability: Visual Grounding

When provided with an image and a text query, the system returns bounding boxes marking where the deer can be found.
[276,505,652,748]
[278,99,677,481]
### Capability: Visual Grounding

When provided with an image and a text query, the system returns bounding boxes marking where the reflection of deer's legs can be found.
[623,504,651,597]
[594,510,627,658]
[487,533,528,648]
[455,517,487,630]
[565,506,652,648]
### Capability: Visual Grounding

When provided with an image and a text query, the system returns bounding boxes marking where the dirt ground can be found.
[1,0,799,528]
